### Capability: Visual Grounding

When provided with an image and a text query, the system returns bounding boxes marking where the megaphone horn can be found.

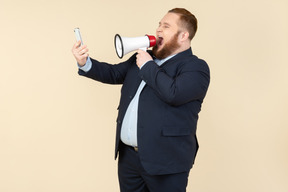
[114,34,156,58]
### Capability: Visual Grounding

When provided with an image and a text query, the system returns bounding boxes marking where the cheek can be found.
[164,30,178,41]
[163,35,173,44]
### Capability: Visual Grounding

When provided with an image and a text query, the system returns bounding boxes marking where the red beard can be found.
[152,32,181,60]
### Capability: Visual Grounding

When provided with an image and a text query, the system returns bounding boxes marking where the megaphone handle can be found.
[139,47,147,52]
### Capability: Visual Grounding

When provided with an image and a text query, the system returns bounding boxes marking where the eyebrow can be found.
[159,22,171,26]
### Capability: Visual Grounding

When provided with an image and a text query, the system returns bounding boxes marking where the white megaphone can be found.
[114,34,156,58]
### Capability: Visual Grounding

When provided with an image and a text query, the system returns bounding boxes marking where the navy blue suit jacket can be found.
[78,48,210,175]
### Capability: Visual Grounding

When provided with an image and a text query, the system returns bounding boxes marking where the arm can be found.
[78,56,136,84]
[139,58,210,106]
[72,40,135,84]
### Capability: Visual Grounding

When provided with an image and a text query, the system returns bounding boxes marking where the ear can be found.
[179,31,190,42]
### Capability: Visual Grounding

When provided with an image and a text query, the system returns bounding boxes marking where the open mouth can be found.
[157,37,164,46]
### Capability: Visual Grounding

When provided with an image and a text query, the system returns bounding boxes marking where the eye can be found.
[164,25,169,28]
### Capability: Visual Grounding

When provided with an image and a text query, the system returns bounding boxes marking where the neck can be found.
[170,43,191,56]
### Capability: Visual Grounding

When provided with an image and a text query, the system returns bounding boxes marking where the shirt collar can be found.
[154,54,177,66]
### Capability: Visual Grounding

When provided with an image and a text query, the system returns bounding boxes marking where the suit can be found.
[78,48,210,175]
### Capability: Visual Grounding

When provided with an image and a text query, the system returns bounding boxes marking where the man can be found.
[72,8,210,192]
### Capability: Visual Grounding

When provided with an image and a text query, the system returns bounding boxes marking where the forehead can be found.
[160,12,180,27]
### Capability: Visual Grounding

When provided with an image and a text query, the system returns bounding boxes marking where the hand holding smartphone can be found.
[72,28,88,66]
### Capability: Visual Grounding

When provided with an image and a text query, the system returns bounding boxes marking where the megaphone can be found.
[114,34,156,58]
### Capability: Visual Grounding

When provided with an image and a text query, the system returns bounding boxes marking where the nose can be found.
[156,25,162,33]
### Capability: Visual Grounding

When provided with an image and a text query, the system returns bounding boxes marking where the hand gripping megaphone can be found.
[114,34,156,58]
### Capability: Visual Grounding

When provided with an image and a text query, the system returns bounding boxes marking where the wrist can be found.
[78,57,92,72]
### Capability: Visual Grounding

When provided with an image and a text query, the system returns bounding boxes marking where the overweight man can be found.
[72,8,210,192]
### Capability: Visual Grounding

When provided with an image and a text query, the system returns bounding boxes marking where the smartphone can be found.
[74,28,83,45]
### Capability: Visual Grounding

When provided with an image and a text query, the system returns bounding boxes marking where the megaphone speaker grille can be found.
[114,34,124,58]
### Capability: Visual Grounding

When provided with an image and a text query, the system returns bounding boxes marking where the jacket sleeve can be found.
[138,58,210,106]
[78,54,136,84]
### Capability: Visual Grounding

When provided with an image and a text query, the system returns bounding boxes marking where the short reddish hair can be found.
[168,8,198,40]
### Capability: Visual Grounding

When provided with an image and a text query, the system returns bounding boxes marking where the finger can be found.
[72,42,82,55]
[82,53,89,58]
[79,48,89,56]
[78,45,88,53]
[73,40,81,49]
[137,49,144,54]
[78,53,89,64]
[82,46,88,52]
[73,45,87,56]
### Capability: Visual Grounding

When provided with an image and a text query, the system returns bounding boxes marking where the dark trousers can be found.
[118,143,189,192]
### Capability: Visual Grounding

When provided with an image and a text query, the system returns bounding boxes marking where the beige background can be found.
[0,0,287,191]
